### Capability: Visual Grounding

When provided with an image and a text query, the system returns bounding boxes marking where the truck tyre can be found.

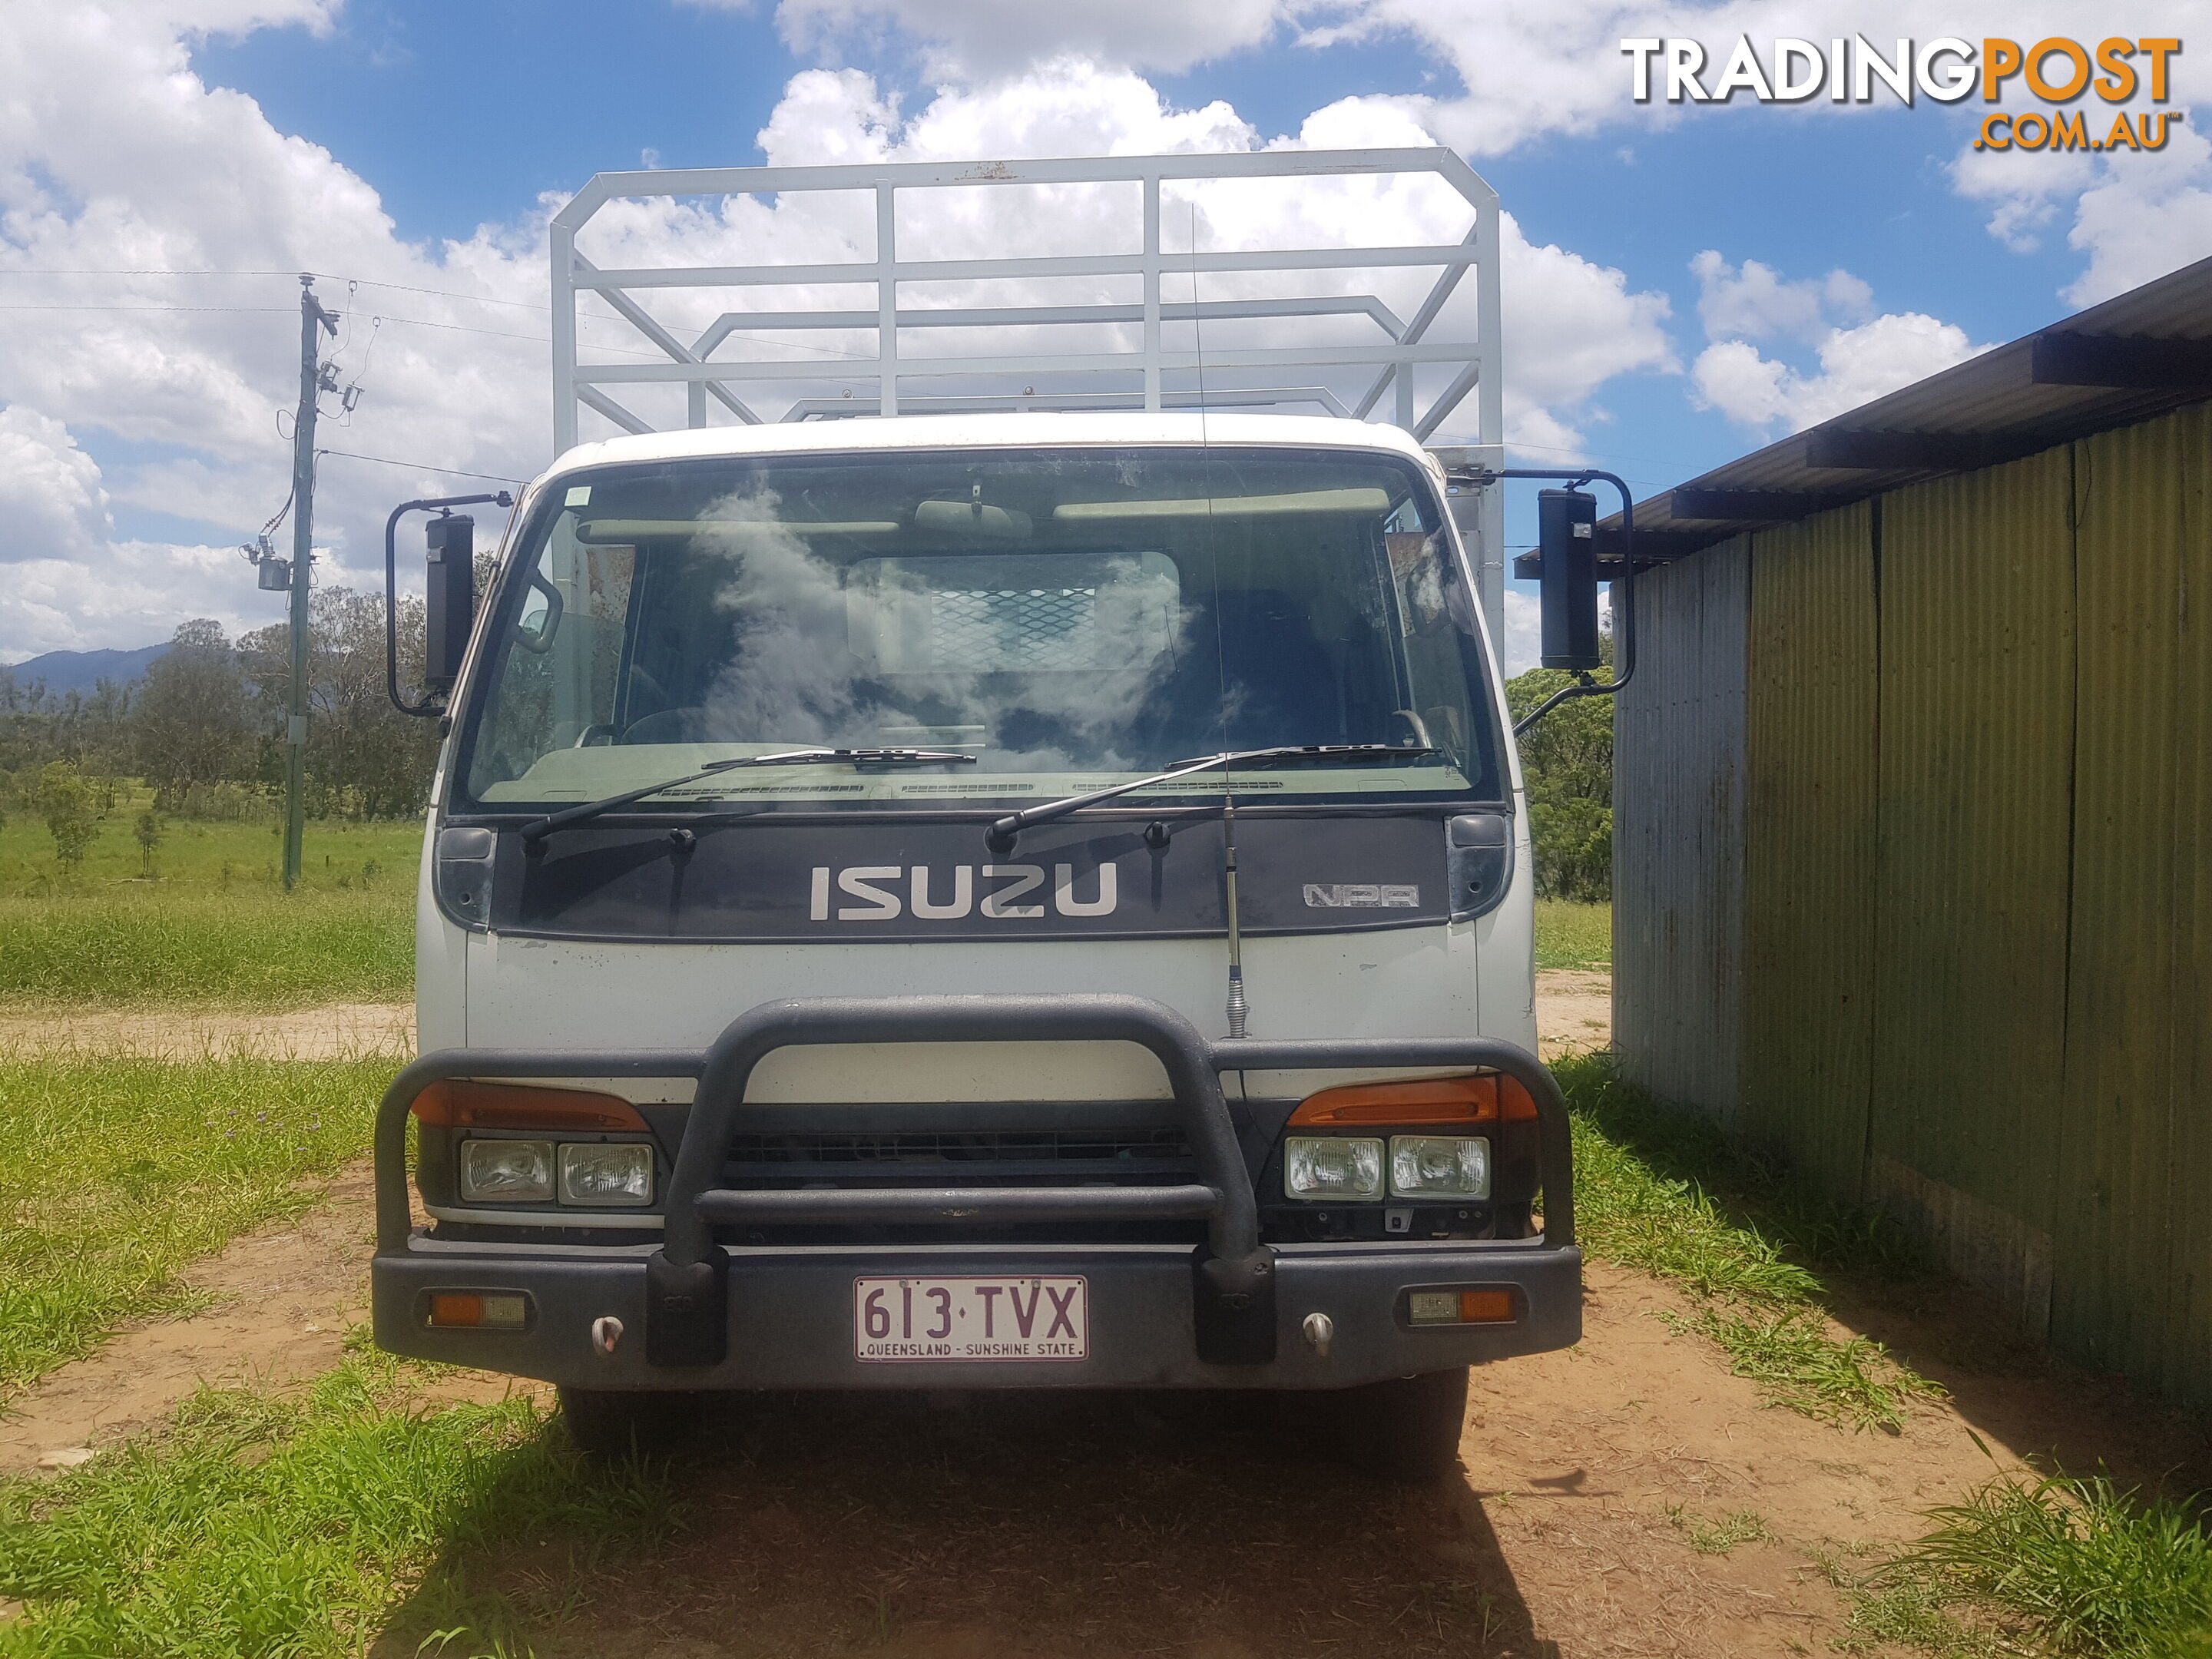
[558,1387,700,1459]
[1339,1366,1469,1481]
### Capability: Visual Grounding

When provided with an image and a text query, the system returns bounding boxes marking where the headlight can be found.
[1284,1136,1384,1201]
[558,1141,655,1207]
[459,1138,554,1203]
[1389,1135,1490,1199]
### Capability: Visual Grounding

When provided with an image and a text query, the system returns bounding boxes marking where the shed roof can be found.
[1515,253,2212,578]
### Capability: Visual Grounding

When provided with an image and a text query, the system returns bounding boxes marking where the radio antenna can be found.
[1190,201,1247,1039]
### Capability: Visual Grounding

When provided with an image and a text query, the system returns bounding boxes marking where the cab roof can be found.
[537,411,1444,492]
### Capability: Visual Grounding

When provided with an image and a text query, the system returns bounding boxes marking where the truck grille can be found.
[723,1128,1196,1188]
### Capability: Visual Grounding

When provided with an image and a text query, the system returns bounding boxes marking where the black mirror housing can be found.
[1536,488,1601,671]
[424,513,475,691]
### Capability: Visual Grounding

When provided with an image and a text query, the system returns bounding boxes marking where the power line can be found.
[316,447,528,485]
[0,303,293,314]
[0,267,300,277]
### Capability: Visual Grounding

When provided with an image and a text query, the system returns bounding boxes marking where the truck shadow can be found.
[378,1387,1547,1658]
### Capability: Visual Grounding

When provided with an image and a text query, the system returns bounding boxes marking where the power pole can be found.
[283,274,338,892]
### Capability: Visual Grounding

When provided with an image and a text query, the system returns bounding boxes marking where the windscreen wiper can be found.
[983,743,1435,855]
[519,748,977,844]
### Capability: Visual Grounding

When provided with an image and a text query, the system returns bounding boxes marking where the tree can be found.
[1505,655,1614,902]
[34,760,101,870]
[240,585,441,820]
[135,619,251,810]
[134,806,166,877]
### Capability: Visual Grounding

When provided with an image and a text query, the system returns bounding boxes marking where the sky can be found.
[2,0,2206,674]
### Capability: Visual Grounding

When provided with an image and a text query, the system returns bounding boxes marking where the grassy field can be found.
[0,810,417,1008]
[1533,899,1610,971]
[0,1347,674,1659]
[0,1055,393,1395]
[0,798,422,894]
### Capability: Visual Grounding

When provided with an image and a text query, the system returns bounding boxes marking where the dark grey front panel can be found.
[493,812,1451,942]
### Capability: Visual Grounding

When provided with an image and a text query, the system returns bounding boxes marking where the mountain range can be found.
[2,644,168,699]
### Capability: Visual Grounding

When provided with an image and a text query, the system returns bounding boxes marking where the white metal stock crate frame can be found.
[547,148,1507,640]
[548,149,1500,445]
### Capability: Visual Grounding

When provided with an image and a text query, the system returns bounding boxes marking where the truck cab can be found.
[373,154,1582,1478]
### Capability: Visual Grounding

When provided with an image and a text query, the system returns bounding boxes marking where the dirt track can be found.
[0,1000,412,1059]
[9,981,2210,1654]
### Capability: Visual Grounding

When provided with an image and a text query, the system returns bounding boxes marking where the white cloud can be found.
[687,0,2212,318]
[0,1,561,653]
[1689,250,1869,344]
[767,0,1285,78]
[1692,311,1988,434]
[0,406,112,562]
[0,8,1677,654]
[1953,122,2212,306]
[1684,249,1988,435]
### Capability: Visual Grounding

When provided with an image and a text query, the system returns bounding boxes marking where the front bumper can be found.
[374,1238,1580,1390]
[373,992,1581,1388]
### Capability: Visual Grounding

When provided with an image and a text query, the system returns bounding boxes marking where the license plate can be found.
[853,1275,1088,1362]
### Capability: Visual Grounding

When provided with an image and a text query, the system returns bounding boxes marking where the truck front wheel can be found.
[557,1387,700,1459]
[1339,1367,1470,1481]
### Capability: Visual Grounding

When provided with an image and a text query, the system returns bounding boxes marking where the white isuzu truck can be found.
[371,151,1616,1476]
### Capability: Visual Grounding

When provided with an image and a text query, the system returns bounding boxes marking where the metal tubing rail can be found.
[373,994,1573,1257]
[666,996,1255,1266]
[695,1185,1220,1226]
[548,148,1502,451]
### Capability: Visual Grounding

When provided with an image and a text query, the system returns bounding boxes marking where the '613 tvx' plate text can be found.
[853,1276,1088,1362]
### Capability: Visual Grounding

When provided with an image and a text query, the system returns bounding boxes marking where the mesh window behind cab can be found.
[848,551,1181,674]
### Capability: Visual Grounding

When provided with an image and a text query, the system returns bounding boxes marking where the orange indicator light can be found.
[1407,1286,1518,1326]
[1291,1073,1538,1127]
[427,1292,528,1330]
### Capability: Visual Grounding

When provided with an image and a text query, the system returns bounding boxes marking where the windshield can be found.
[455,445,1503,815]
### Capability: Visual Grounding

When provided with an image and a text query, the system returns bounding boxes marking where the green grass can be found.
[0,1346,677,1658]
[0,803,418,1008]
[1557,1050,1941,1431]
[1868,1462,2212,1657]
[0,1055,395,1396]
[0,887,412,1008]
[0,794,422,894]
[1667,1505,1772,1555]
[1533,899,1610,971]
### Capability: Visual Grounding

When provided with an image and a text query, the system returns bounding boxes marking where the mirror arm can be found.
[386,492,510,719]
[1444,465,1635,737]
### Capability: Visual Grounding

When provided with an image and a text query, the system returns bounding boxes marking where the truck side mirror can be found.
[424,513,475,692]
[1536,488,1601,671]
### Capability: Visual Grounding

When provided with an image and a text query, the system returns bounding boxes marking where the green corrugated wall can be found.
[2048,406,2212,1392]
[1710,404,2212,1400]
[1743,503,1878,1200]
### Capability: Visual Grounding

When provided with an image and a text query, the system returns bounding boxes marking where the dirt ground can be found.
[8,982,2210,1656]
[1534,971,1611,1060]
[0,999,413,1059]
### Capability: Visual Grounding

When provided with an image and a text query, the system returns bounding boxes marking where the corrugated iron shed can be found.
[1603,253,2212,1408]
[1514,251,2212,578]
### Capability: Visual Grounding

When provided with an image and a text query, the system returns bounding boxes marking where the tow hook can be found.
[591,1316,624,1356]
[1301,1312,1334,1357]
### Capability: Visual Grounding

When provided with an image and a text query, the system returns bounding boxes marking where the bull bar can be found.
[373,994,1580,1386]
